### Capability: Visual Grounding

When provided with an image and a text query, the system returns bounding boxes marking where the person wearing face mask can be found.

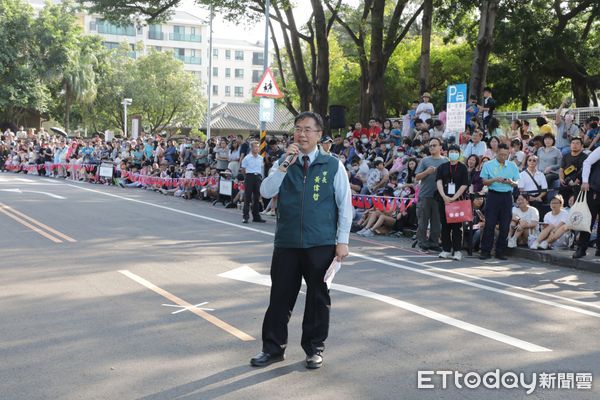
[435,145,469,260]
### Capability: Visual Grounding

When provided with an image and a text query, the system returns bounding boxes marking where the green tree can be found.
[0,0,51,124]
[91,49,206,135]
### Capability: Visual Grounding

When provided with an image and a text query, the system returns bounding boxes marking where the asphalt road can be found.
[1,172,599,400]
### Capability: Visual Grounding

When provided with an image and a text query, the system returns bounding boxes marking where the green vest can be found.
[275,152,339,248]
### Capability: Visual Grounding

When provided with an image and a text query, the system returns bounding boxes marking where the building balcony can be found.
[148,31,165,40]
[175,55,202,65]
[98,24,136,37]
[169,33,202,42]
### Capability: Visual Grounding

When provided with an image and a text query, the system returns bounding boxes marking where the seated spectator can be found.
[559,137,587,200]
[356,207,396,237]
[507,194,540,248]
[348,160,364,194]
[484,136,500,159]
[536,133,562,188]
[469,194,486,251]
[536,116,553,136]
[365,159,389,194]
[509,139,525,170]
[518,154,548,211]
[530,195,571,249]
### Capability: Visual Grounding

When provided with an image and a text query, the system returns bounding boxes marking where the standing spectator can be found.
[507,194,540,248]
[414,137,447,251]
[466,154,484,194]
[391,119,403,145]
[228,140,242,176]
[240,142,266,224]
[479,143,520,260]
[435,145,469,260]
[559,137,587,200]
[416,92,435,122]
[463,129,487,158]
[481,87,496,133]
[215,139,230,172]
[573,146,600,258]
[536,133,562,188]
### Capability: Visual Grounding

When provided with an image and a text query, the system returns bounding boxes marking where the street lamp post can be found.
[206,6,214,141]
[122,98,132,137]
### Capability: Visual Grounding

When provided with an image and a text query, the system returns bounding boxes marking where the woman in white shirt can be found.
[507,194,540,248]
[518,154,548,206]
[530,195,571,249]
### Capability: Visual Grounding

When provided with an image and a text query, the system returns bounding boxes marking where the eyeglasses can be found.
[294,127,322,134]
[528,159,538,163]
[428,144,439,148]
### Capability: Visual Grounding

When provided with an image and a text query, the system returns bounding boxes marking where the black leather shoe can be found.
[242,218,249,224]
[250,351,284,367]
[253,218,267,223]
[479,252,491,260]
[573,248,586,259]
[429,246,442,252]
[495,254,508,260]
[305,352,323,369]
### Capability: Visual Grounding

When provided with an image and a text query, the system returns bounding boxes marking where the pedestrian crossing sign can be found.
[253,68,283,98]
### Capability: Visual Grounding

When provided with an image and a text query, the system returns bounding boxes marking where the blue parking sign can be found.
[447,84,467,104]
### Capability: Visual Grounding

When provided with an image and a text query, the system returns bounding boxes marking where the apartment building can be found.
[27,1,267,104]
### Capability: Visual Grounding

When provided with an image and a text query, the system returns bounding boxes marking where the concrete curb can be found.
[506,247,600,273]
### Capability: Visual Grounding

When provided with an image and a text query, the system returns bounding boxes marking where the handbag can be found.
[445,199,473,223]
[567,190,592,233]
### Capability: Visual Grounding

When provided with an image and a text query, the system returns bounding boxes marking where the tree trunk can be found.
[519,66,529,111]
[309,0,330,119]
[64,83,71,133]
[358,65,370,125]
[468,0,499,99]
[571,78,590,107]
[419,0,433,95]
[368,0,386,120]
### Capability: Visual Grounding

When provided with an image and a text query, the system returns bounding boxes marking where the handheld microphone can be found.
[280,153,295,168]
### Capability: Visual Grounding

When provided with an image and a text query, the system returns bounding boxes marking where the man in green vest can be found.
[250,111,353,369]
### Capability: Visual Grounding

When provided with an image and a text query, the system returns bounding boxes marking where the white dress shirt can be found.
[241,153,264,176]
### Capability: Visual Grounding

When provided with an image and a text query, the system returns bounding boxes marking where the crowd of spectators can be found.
[2,91,599,260]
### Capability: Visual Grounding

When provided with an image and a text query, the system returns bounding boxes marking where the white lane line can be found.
[219,266,551,353]
[66,184,600,318]
[390,255,600,311]
[0,188,66,199]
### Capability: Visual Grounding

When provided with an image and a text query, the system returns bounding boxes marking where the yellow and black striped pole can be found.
[259,130,267,158]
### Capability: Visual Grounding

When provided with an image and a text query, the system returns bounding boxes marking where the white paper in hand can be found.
[323,259,342,289]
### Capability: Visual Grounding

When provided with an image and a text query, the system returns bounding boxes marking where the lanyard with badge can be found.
[447,163,457,195]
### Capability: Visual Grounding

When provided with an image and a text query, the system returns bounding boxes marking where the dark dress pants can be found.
[481,191,513,256]
[576,189,600,251]
[437,198,463,253]
[261,245,336,357]
[243,174,262,220]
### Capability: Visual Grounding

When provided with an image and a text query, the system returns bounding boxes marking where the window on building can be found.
[212,85,218,96]
[89,20,97,31]
[148,24,163,40]
[212,48,219,58]
[252,70,261,83]
[225,68,231,78]
[234,86,244,97]
[235,69,244,79]
[213,67,218,77]
[225,86,231,97]
[177,48,185,57]
[225,50,231,60]
[235,50,244,60]
[252,52,264,66]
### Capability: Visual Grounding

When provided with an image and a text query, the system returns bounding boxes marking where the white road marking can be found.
[390,256,600,311]
[65,184,600,318]
[162,302,215,314]
[0,188,66,199]
[219,266,551,353]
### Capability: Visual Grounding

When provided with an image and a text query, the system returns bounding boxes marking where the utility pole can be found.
[259,0,270,157]
[206,5,214,141]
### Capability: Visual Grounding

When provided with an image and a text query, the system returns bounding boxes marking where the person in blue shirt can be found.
[465,95,479,131]
[479,143,520,260]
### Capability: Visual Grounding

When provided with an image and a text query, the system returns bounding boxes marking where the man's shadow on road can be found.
[137,362,311,400]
